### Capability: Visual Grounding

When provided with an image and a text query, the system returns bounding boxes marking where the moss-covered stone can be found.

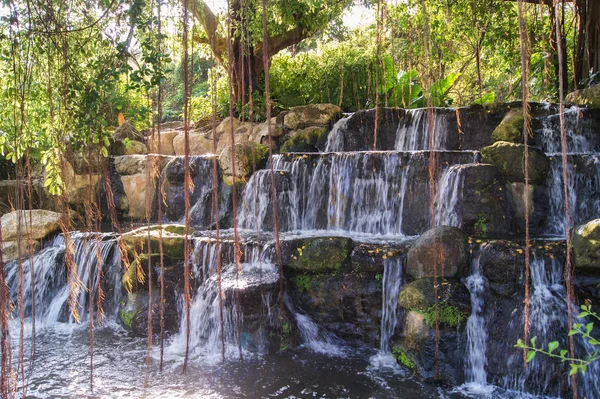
[218,142,269,185]
[119,292,143,330]
[280,126,327,153]
[286,237,352,273]
[120,224,188,259]
[406,226,467,279]
[392,347,416,370]
[481,141,549,185]
[566,84,600,108]
[573,219,600,271]
[491,108,524,143]
[283,104,342,130]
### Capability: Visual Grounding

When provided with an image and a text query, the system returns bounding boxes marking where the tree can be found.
[185,0,353,104]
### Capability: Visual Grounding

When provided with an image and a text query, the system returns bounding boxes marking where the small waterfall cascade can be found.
[290,302,344,355]
[536,107,594,155]
[324,114,352,152]
[270,151,476,236]
[369,257,404,371]
[435,164,464,228]
[544,155,600,236]
[169,238,279,363]
[5,232,121,325]
[501,254,600,398]
[238,169,299,232]
[395,109,449,151]
[463,248,489,389]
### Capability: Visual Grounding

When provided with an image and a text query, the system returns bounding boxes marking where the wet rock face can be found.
[1,209,62,241]
[283,104,342,130]
[218,142,269,184]
[566,83,600,108]
[492,108,525,143]
[480,141,549,185]
[573,218,600,270]
[283,237,352,273]
[333,108,404,151]
[406,226,467,279]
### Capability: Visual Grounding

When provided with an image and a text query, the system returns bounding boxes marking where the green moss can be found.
[280,322,291,351]
[491,109,524,143]
[418,302,467,329]
[280,126,327,152]
[294,274,313,292]
[392,347,416,370]
[287,237,351,273]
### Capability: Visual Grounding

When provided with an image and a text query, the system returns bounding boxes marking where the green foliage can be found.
[515,303,600,376]
[392,347,416,370]
[294,274,313,293]
[474,214,489,237]
[280,322,291,351]
[419,302,467,329]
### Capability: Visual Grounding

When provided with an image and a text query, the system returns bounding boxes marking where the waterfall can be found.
[464,249,489,389]
[395,109,449,151]
[5,232,121,325]
[324,114,352,152]
[545,155,600,236]
[435,164,464,228]
[537,107,594,155]
[238,169,299,232]
[168,238,279,363]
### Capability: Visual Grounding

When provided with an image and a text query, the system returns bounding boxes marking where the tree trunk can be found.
[574,0,600,86]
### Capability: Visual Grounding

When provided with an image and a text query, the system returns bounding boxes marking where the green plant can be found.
[419,302,467,329]
[280,322,292,351]
[516,303,600,376]
[392,347,416,370]
[474,214,489,237]
[294,274,313,293]
[375,273,383,281]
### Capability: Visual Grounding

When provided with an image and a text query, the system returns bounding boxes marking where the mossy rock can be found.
[491,108,524,143]
[120,224,188,259]
[398,277,471,329]
[283,104,342,130]
[573,219,600,271]
[480,141,549,185]
[280,126,327,153]
[566,84,600,108]
[285,237,352,273]
[118,292,145,331]
[218,142,269,185]
[406,226,467,279]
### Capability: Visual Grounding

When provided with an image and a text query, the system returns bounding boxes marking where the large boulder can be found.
[283,104,342,130]
[110,140,148,156]
[60,161,101,205]
[218,142,268,185]
[120,224,187,260]
[284,237,352,273]
[573,219,600,271]
[491,108,525,143]
[406,226,467,279]
[215,116,242,137]
[566,84,600,108]
[173,131,214,155]
[146,130,180,155]
[1,209,62,241]
[480,141,549,185]
[280,126,327,153]
[113,121,144,141]
[398,277,471,317]
[114,155,147,175]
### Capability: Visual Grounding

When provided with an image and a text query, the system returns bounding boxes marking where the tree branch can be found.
[185,0,227,62]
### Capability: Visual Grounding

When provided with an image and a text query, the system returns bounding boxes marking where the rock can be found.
[218,143,268,185]
[401,311,430,346]
[284,237,352,273]
[350,243,411,274]
[280,126,327,153]
[480,141,549,185]
[478,240,525,296]
[454,164,512,237]
[573,219,600,270]
[1,209,62,241]
[60,161,101,205]
[2,239,40,263]
[146,130,180,155]
[113,121,144,141]
[70,152,106,174]
[173,131,214,156]
[566,84,600,108]
[406,226,467,279]
[120,224,188,259]
[283,104,342,130]
[252,120,283,141]
[114,155,147,176]
[0,179,52,216]
[120,173,157,220]
[215,116,241,137]
[491,108,524,143]
[111,140,148,156]
[506,182,548,234]
[398,277,471,317]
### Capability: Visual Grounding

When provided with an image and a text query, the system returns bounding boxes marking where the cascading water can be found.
[167,238,279,363]
[5,232,121,325]
[435,164,464,228]
[238,169,299,232]
[369,257,404,371]
[463,248,490,392]
[324,114,352,152]
[395,109,449,151]
[270,151,476,236]
[536,107,595,155]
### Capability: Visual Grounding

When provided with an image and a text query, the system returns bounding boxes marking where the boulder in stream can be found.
[480,141,549,185]
[406,226,467,279]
